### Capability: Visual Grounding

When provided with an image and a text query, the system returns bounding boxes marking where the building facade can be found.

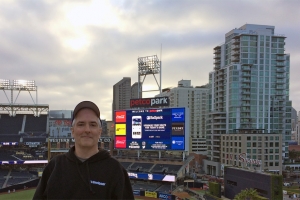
[156,80,208,153]
[205,24,292,176]
[112,78,141,120]
[219,130,283,175]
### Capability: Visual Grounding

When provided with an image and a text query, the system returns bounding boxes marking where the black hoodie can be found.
[33,147,134,199]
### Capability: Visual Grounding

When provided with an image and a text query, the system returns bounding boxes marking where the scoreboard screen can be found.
[114,107,188,151]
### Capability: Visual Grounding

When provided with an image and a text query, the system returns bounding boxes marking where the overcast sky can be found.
[0,0,299,120]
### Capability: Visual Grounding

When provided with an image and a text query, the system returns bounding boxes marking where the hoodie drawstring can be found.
[76,161,96,195]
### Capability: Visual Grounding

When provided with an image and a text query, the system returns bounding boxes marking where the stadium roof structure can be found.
[0,79,49,116]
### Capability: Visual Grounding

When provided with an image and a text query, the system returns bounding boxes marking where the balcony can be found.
[276,92,285,96]
[276,69,285,73]
[241,79,251,83]
[276,75,285,79]
[232,45,240,50]
[214,66,221,70]
[232,39,240,45]
[232,57,240,63]
[214,60,221,65]
[275,86,285,90]
[241,73,251,77]
[241,96,251,100]
[232,51,240,56]
[241,66,251,71]
[241,109,251,112]
[214,54,221,59]
[276,62,285,67]
[241,102,251,106]
[241,91,251,95]
[276,80,285,84]
[276,56,285,61]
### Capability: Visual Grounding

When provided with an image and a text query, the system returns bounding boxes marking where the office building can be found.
[156,80,208,153]
[112,77,141,120]
[205,24,292,176]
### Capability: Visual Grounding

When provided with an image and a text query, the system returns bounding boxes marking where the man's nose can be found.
[84,124,91,132]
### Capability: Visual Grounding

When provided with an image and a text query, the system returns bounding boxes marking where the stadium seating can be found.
[24,114,47,132]
[0,114,23,135]
[156,184,173,193]
[0,169,9,177]
[151,164,182,174]
[0,134,21,142]
[132,181,161,191]
[128,162,154,173]
[120,162,132,170]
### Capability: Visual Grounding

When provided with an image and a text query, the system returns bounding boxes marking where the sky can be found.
[0,0,299,120]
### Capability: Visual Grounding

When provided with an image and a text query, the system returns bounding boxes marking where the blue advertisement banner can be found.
[158,193,173,200]
[133,190,140,196]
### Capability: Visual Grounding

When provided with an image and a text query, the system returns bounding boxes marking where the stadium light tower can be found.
[0,79,37,104]
[0,79,48,116]
[137,55,161,98]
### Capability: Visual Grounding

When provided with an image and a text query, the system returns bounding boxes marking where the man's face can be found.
[71,108,102,150]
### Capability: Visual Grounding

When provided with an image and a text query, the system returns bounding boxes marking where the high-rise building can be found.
[156,80,208,153]
[205,24,292,176]
[131,82,142,99]
[112,77,140,120]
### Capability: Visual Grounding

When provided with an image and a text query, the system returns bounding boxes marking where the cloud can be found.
[0,0,299,119]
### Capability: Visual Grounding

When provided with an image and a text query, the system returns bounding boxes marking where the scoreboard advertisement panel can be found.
[114,107,188,151]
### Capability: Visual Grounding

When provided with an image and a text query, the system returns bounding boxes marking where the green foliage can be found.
[234,188,258,200]
[204,193,222,200]
[209,181,221,198]
[271,174,283,200]
[289,150,300,161]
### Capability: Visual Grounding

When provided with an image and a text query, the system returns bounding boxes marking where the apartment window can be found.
[247,149,251,153]
[269,155,274,160]
[269,162,274,166]
[253,149,257,154]
[247,142,251,147]
[275,162,279,166]
[275,155,279,160]
[258,137,262,141]
[253,142,257,147]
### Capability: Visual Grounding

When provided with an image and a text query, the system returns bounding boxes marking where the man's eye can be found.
[78,123,84,126]
[91,123,97,127]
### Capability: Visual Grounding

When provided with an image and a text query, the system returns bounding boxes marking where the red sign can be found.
[115,111,126,123]
[130,97,169,108]
[115,136,126,148]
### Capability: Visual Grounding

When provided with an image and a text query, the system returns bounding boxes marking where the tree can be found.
[234,188,258,200]
[289,150,300,163]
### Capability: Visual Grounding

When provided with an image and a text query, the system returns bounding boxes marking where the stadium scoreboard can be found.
[114,107,189,151]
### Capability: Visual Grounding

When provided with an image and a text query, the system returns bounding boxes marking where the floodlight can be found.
[13,80,36,90]
[0,79,10,89]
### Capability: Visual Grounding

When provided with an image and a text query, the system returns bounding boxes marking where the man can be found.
[33,101,134,199]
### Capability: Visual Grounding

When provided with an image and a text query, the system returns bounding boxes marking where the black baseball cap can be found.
[72,101,102,125]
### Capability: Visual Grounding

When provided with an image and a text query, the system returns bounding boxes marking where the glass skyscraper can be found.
[204,24,292,176]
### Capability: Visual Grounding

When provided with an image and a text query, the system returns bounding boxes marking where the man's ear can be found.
[71,127,74,137]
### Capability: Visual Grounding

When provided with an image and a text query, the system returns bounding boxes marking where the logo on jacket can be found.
[90,180,106,186]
